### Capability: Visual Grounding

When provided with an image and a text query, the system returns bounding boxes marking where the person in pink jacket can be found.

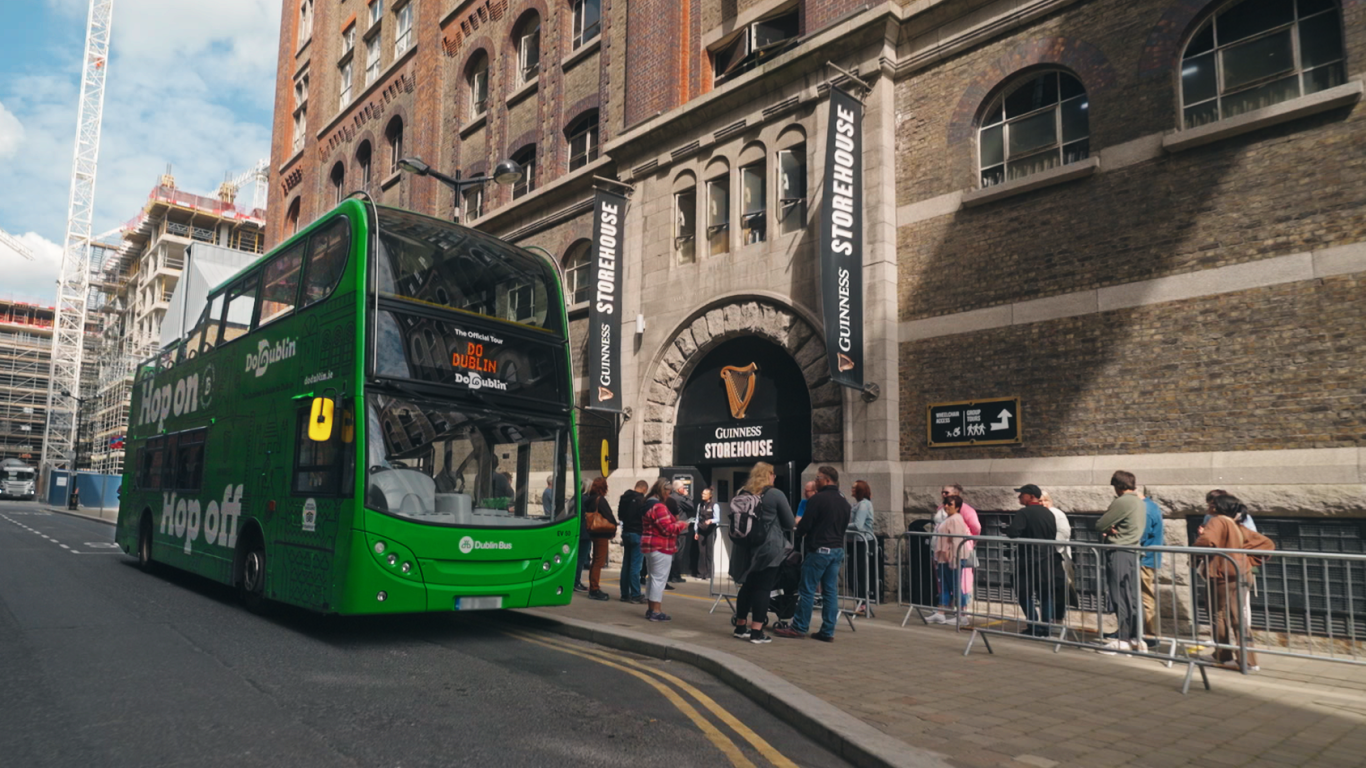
[928,495,975,624]
[937,483,981,535]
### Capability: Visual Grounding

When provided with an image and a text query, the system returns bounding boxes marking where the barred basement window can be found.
[1180,0,1346,129]
[979,71,1089,188]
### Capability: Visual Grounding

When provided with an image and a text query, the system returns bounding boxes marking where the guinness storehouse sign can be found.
[587,188,627,413]
[819,85,865,390]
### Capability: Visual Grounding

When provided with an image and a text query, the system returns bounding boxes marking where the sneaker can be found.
[1098,640,1133,656]
[772,627,805,639]
[619,596,633,602]
[733,626,751,640]
[664,583,676,591]
[1102,630,1120,640]
[573,583,588,593]
[926,611,948,624]
[630,596,648,604]
[749,630,772,644]
[811,632,834,642]
[648,612,672,622]
[588,590,610,601]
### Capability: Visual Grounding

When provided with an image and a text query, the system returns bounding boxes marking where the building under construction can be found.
[0,299,99,468]
[86,173,265,475]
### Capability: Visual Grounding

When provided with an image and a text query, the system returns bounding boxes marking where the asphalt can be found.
[0,501,851,768]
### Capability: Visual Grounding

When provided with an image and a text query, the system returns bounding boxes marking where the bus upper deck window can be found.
[223,276,259,343]
[304,217,351,307]
[259,243,305,326]
[198,294,226,354]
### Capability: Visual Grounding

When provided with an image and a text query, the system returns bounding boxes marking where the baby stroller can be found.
[768,548,804,630]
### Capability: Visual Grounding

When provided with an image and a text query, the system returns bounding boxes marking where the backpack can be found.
[728,490,765,547]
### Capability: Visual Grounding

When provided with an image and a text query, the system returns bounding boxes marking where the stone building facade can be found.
[269,0,1366,541]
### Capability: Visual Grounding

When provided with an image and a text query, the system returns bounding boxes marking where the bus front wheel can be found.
[239,535,268,613]
[137,513,155,573]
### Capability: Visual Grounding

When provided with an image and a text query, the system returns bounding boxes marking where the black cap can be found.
[1014,484,1042,497]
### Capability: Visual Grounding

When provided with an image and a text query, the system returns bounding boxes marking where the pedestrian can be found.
[773,465,849,641]
[795,480,816,521]
[728,462,795,644]
[695,487,720,581]
[541,475,555,517]
[1139,489,1165,642]
[848,480,876,613]
[617,480,649,603]
[1004,483,1059,637]
[1202,489,1259,532]
[667,480,695,584]
[926,493,974,624]
[1094,470,1148,654]
[583,477,618,601]
[640,478,689,622]
[1039,490,1072,623]
[937,482,981,535]
[1195,494,1274,671]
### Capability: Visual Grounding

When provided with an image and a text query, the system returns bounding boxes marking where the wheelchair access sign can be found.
[927,397,1021,447]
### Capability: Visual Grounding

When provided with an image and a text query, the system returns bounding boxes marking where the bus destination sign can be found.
[927,397,1021,448]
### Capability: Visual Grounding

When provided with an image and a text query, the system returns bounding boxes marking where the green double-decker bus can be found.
[114,199,580,613]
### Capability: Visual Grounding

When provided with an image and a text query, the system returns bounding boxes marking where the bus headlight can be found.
[553,555,562,565]
[401,562,412,573]
[562,544,570,555]
[542,561,551,571]
[387,554,397,566]
[374,541,387,554]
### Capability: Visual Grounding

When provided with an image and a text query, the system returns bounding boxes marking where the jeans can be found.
[936,562,970,608]
[794,548,844,636]
[620,533,643,599]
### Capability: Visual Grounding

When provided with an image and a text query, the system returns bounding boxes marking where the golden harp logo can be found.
[720,364,758,420]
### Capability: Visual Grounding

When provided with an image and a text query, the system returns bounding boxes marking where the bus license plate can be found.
[455,596,503,611]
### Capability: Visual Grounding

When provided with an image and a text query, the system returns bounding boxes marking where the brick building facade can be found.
[269,0,1366,530]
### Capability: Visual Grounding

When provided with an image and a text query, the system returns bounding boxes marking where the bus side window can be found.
[303,217,351,307]
[174,429,206,492]
[141,437,166,490]
[259,242,305,326]
[199,294,226,355]
[293,401,354,497]
[222,275,259,344]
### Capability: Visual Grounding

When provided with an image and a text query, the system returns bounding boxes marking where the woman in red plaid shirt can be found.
[640,477,690,621]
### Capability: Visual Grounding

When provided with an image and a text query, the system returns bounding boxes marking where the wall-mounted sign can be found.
[721,363,758,419]
[587,188,627,413]
[927,397,1021,447]
[819,85,864,389]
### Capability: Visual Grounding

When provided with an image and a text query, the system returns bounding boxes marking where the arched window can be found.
[330,161,345,203]
[673,171,697,264]
[979,71,1089,188]
[563,241,592,305]
[512,145,537,199]
[385,116,404,174]
[467,52,490,118]
[567,111,599,171]
[515,12,541,86]
[286,197,302,236]
[357,140,373,188]
[1180,0,1345,129]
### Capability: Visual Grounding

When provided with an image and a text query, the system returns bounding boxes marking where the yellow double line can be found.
[503,627,801,768]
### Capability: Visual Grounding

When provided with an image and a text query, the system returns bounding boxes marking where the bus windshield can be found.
[374,207,561,333]
[364,393,574,528]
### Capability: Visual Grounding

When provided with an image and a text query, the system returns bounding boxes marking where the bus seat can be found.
[436,493,474,525]
[371,469,436,516]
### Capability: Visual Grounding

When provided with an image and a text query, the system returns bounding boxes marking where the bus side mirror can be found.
[309,397,335,442]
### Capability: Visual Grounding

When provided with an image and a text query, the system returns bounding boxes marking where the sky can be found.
[0,0,283,305]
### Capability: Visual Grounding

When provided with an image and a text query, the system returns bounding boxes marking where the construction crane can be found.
[40,0,114,482]
[0,227,34,261]
[227,158,269,211]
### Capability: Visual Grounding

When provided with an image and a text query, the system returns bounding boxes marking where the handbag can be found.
[586,496,616,536]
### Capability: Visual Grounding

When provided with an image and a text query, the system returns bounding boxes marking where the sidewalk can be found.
[42,505,117,525]
[526,577,1366,768]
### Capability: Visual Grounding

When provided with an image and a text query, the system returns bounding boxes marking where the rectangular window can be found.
[368,0,382,25]
[470,67,489,116]
[674,189,696,264]
[568,116,598,171]
[712,7,799,84]
[259,244,305,325]
[343,24,356,54]
[707,175,730,256]
[366,35,382,85]
[173,429,206,492]
[740,162,766,244]
[292,111,307,153]
[198,293,226,355]
[513,152,537,199]
[293,402,355,496]
[394,3,413,57]
[572,0,600,49]
[223,275,259,342]
[778,146,806,235]
[304,217,351,306]
[463,187,483,221]
[339,60,353,105]
[519,24,541,84]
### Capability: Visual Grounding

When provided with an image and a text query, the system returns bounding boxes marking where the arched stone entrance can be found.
[639,298,843,469]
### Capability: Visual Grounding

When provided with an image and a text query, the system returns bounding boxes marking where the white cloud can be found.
[0,232,63,306]
[0,101,23,159]
[1,1,283,252]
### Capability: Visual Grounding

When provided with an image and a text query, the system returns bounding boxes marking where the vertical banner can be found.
[587,188,627,413]
[819,86,864,389]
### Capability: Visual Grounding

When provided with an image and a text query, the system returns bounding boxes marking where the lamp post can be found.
[60,390,90,472]
[397,156,523,223]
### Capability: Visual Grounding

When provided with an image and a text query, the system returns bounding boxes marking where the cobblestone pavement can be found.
[531,577,1366,768]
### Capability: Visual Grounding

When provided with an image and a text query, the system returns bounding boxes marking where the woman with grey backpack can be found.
[727,461,795,644]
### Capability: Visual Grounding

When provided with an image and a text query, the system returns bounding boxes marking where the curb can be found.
[42,506,117,527]
[511,609,951,768]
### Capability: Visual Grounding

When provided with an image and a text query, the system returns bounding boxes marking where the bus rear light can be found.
[377,591,387,602]
[267,500,276,512]
[374,541,386,554]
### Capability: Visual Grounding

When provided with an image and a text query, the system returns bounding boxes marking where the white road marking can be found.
[60,544,70,549]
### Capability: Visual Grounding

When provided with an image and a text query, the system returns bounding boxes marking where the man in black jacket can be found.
[1005,483,1061,636]
[667,480,695,583]
[617,480,649,603]
[774,466,851,642]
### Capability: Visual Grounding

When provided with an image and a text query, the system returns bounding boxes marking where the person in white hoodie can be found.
[1039,491,1073,623]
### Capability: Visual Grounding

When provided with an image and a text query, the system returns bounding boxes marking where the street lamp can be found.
[60,390,90,472]
[397,156,523,222]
